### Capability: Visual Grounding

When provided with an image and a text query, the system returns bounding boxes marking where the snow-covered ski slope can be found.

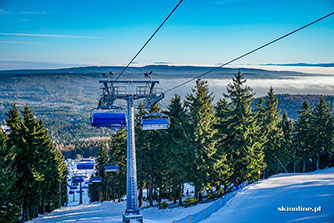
[200,168,334,223]
[28,168,334,223]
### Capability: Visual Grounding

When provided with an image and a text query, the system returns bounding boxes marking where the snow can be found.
[28,161,334,223]
[200,168,334,223]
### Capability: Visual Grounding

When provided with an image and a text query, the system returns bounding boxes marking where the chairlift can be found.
[91,112,127,128]
[91,177,102,183]
[82,186,88,189]
[104,163,120,172]
[69,190,74,195]
[76,191,81,193]
[77,160,94,170]
[85,180,93,185]
[70,186,77,190]
[72,176,84,183]
[141,113,170,130]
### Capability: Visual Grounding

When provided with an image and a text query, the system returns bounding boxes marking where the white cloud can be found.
[21,11,46,15]
[0,40,43,45]
[0,32,105,39]
[0,9,12,14]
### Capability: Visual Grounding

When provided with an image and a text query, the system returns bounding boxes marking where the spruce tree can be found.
[0,128,20,223]
[293,101,312,172]
[185,79,219,200]
[309,98,334,170]
[109,129,127,202]
[165,94,190,205]
[262,87,286,176]
[223,70,266,183]
[280,111,294,172]
[135,104,148,207]
[95,143,109,201]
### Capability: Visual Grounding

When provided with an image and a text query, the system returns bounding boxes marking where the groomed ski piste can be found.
[28,165,334,223]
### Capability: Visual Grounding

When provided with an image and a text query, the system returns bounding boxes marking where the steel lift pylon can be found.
[97,79,163,223]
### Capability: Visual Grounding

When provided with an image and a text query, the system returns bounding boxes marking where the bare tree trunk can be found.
[41,196,45,214]
[149,166,153,207]
[303,160,306,172]
[138,182,143,208]
[118,178,121,202]
[316,153,320,170]
[26,205,30,221]
[178,184,183,206]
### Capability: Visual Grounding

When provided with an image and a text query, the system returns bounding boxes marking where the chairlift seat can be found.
[85,180,93,185]
[91,113,127,128]
[141,118,169,130]
[77,162,94,170]
[91,177,102,183]
[69,191,74,194]
[70,186,77,190]
[72,176,84,183]
[104,163,120,172]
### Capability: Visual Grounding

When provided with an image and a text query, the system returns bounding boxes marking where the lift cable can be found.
[164,11,334,94]
[114,0,183,81]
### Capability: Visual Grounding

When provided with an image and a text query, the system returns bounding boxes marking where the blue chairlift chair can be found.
[141,113,170,130]
[72,176,84,183]
[91,177,102,183]
[91,112,127,128]
[77,161,94,170]
[104,163,120,172]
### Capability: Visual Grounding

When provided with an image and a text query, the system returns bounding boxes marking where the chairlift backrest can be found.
[104,163,120,172]
[141,113,170,131]
[91,112,127,128]
[72,176,84,183]
[77,162,94,170]
[91,177,102,183]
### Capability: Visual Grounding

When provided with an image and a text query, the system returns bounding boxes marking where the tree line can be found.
[0,105,68,222]
[89,70,334,207]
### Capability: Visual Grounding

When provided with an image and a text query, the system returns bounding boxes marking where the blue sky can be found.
[0,0,333,68]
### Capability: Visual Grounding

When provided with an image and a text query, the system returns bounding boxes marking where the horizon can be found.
[1,0,334,68]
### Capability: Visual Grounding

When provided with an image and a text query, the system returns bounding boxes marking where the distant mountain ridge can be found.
[264,63,334,67]
[0,64,328,80]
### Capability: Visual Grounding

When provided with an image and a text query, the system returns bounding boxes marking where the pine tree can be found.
[309,98,334,170]
[293,101,312,172]
[223,70,266,183]
[185,79,219,200]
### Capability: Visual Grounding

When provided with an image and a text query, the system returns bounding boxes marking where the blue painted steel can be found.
[72,177,84,183]
[91,177,102,183]
[70,186,77,190]
[104,164,120,172]
[141,118,169,125]
[76,191,81,193]
[85,180,93,184]
[69,191,74,194]
[77,162,94,170]
[82,186,88,189]
[91,113,127,127]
